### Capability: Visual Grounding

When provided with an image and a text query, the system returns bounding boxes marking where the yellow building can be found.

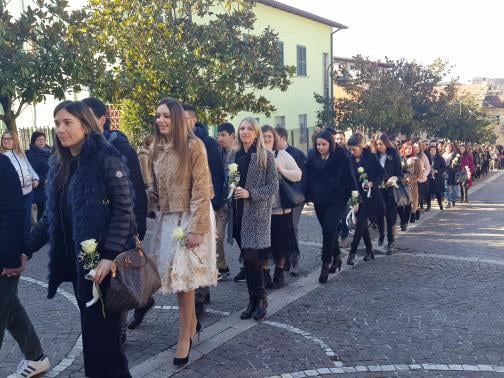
[230,0,347,149]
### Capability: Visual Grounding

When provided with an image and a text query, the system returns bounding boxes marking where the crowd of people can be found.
[0,96,501,378]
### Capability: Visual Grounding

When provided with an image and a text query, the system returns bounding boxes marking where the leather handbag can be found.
[393,182,412,207]
[455,169,467,184]
[279,176,305,209]
[105,237,161,312]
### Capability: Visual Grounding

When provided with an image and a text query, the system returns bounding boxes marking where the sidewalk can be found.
[0,171,502,377]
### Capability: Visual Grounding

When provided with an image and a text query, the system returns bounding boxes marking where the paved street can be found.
[1,171,503,378]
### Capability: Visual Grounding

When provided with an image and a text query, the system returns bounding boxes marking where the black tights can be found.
[460,182,469,202]
[242,249,266,296]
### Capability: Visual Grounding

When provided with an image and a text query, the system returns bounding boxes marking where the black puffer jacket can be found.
[305,146,356,206]
[105,130,147,240]
[193,122,225,210]
[26,144,51,203]
[28,133,137,301]
[0,154,25,270]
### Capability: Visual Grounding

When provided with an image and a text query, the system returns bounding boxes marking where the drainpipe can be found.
[329,28,342,108]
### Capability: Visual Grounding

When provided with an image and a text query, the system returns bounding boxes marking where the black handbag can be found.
[279,176,305,209]
[393,182,412,207]
[455,169,467,184]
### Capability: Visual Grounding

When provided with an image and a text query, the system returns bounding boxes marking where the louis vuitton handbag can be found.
[105,237,161,312]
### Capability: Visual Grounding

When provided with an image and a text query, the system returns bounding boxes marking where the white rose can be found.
[228,163,238,174]
[357,167,364,173]
[80,239,98,254]
[351,190,359,199]
[172,227,185,241]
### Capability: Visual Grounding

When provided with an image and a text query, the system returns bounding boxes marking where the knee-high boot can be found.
[240,261,256,320]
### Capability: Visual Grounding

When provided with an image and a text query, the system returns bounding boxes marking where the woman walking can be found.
[347,133,385,265]
[149,98,217,365]
[442,142,460,208]
[1,131,39,238]
[261,125,301,289]
[374,133,402,254]
[398,141,422,230]
[305,130,355,281]
[228,118,278,320]
[459,144,474,203]
[28,101,136,378]
[428,145,447,210]
[26,132,51,221]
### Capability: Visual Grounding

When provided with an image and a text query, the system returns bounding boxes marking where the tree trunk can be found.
[0,95,18,133]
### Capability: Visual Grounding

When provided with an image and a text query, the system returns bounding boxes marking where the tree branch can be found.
[14,99,26,118]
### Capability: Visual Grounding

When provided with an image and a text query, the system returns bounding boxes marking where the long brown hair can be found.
[53,100,101,189]
[152,98,196,179]
[1,130,24,155]
[374,132,395,150]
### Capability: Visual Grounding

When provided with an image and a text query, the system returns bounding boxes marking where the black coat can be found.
[286,144,307,175]
[28,133,137,300]
[377,147,403,181]
[0,154,25,270]
[352,148,385,217]
[105,130,147,240]
[305,146,356,206]
[25,144,51,203]
[429,153,446,194]
[194,123,225,211]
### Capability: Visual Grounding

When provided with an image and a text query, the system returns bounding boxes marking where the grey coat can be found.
[227,150,279,250]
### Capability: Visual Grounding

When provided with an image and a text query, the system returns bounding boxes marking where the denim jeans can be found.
[0,275,44,361]
[446,185,459,203]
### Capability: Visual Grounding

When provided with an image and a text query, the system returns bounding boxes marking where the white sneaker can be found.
[7,357,50,378]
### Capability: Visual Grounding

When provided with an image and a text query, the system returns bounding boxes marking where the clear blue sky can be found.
[285,0,504,82]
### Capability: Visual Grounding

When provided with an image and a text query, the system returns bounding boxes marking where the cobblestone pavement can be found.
[0,171,502,377]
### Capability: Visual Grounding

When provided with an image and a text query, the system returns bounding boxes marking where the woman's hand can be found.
[363,181,373,190]
[94,259,113,284]
[32,180,39,189]
[186,233,203,249]
[233,186,250,200]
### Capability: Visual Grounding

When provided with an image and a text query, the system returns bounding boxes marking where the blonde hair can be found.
[236,117,268,168]
[1,130,24,155]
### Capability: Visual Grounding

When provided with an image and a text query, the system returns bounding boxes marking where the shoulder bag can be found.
[393,182,412,207]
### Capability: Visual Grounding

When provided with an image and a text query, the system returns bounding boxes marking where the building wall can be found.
[230,3,332,142]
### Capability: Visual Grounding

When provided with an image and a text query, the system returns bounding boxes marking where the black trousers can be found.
[73,280,131,378]
[418,181,431,209]
[398,205,412,225]
[377,189,398,243]
[35,201,45,222]
[314,202,346,264]
[350,206,372,254]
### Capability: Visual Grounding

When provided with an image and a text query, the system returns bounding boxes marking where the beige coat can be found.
[150,138,214,235]
[138,147,153,188]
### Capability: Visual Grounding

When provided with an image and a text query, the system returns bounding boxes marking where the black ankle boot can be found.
[410,213,416,223]
[347,252,356,266]
[363,249,375,261]
[128,297,155,330]
[319,263,330,283]
[271,267,285,289]
[329,255,342,273]
[241,295,256,319]
[253,289,267,320]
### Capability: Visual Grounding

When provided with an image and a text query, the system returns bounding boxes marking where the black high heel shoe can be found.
[328,256,342,273]
[194,320,202,341]
[319,263,330,283]
[173,339,192,366]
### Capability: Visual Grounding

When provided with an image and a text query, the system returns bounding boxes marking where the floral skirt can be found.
[150,204,217,294]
